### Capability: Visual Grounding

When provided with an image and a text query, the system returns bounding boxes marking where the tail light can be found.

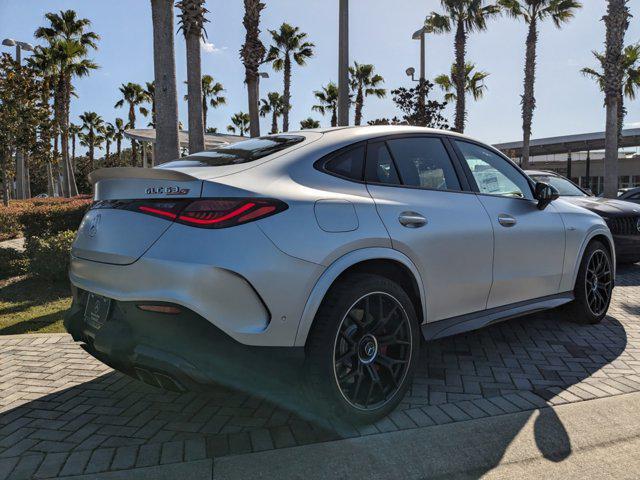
[92,198,287,229]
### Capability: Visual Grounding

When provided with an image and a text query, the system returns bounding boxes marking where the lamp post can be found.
[2,38,34,64]
[410,19,432,122]
[337,0,349,126]
[2,39,34,200]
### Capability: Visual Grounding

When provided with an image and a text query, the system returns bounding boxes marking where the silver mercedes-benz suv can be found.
[66,126,615,423]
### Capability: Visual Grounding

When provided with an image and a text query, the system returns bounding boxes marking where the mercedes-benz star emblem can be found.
[88,213,101,238]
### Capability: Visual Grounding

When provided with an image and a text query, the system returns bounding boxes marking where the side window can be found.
[455,140,533,200]
[386,137,461,191]
[365,141,401,185]
[323,145,365,181]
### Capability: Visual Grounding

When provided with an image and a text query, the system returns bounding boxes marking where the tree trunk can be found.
[354,86,364,126]
[520,18,538,170]
[453,19,467,133]
[117,138,122,159]
[151,0,181,164]
[203,100,208,131]
[185,32,205,153]
[54,77,70,197]
[337,0,350,126]
[602,0,629,198]
[271,111,278,134]
[89,130,95,167]
[46,161,54,197]
[247,77,260,137]
[63,74,78,196]
[106,139,111,160]
[128,104,137,164]
[283,54,292,132]
[331,107,337,127]
[1,149,9,206]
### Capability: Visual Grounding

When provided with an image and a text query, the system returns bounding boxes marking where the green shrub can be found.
[20,197,92,240]
[0,196,92,241]
[0,247,27,278]
[26,230,76,282]
[0,203,24,241]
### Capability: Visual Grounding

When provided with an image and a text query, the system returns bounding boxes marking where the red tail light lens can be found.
[134,198,287,229]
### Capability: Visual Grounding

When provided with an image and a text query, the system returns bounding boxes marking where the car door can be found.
[365,135,494,322]
[452,139,566,308]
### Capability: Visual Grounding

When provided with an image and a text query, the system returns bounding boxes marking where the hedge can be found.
[26,230,77,281]
[0,196,92,241]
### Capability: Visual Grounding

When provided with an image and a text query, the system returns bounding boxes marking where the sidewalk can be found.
[48,391,640,479]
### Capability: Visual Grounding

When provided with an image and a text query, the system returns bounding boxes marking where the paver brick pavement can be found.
[0,265,639,478]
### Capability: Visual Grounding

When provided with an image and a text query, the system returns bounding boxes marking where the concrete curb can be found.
[211,391,640,479]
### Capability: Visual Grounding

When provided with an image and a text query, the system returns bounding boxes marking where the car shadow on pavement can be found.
[0,308,630,478]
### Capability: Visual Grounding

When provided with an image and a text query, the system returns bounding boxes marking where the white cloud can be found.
[200,39,226,54]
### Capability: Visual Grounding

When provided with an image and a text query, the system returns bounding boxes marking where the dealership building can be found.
[494,128,640,194]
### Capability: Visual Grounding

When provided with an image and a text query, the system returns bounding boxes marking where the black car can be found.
[618,187,640,205]
[527,170,640,265]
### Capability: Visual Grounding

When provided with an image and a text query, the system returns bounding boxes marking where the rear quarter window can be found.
[319,145,365,181]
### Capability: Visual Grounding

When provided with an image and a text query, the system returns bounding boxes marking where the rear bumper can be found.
[69,222,323,346]
[64,290,304,392]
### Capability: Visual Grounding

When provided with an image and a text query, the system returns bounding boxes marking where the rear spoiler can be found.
[88,167,198,185]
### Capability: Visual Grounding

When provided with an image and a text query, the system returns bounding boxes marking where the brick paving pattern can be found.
[1,265,639,479]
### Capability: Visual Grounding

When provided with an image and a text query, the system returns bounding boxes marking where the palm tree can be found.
[143,81,156,127]
[435,62,489,103]
[34,9,99,197]
[426,1,500,133]
[499,0,582,169]
[79,131,104,165]
[349,62,386,126]
[150,0,180,165]
[240,0,267,137]
[115,82,148,164]
[177,0,208,153]
[260,92,286,134]
[601,0,632,197]
[227,112,251,136]
[581,44,640,142]
[266,23,315,132]
[113,117,127,160]
[185,75,226,130]
[104,122,116,160]
[300,118,320,129]
[312,82,339,127]
[79,111,104,167]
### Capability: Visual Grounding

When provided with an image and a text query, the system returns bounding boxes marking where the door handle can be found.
[497,214,517,227]
[398,211,427,228]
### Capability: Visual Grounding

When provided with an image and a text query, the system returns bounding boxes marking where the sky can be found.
[1,0,639,150]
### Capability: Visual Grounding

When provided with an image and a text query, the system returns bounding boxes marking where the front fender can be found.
[566,226,616,291]
[293,247,426,347]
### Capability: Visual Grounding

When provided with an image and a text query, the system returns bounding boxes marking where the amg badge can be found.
[145,186,190,195]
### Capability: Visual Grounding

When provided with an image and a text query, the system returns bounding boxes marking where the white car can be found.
[65,126,615,422]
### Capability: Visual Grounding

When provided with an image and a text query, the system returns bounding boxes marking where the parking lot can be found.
[1,265,639,479]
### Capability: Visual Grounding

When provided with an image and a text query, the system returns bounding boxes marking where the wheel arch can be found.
[294,248,426,347]
[572,228,616,288]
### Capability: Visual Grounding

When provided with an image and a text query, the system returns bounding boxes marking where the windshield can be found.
[159,135,305,167]
[529,174,587,197]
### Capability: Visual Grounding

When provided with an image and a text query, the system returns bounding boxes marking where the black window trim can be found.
[363,133,473,194]
[448,137,537,202]
[313,141,368,183]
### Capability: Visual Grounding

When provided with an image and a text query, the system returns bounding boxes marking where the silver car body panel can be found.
[70,126,615,347]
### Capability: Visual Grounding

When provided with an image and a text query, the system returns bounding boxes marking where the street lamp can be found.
[337,0,349,126]
[2,38,34,64]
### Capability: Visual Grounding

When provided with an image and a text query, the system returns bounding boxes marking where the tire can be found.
[304,273,420,424]
[561,240,613,325]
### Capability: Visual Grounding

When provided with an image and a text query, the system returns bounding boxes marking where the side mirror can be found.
[535,182,560,210]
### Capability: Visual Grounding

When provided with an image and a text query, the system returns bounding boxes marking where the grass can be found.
[0,275,71,335]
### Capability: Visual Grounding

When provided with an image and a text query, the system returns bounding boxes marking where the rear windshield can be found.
[159,135,305,167]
